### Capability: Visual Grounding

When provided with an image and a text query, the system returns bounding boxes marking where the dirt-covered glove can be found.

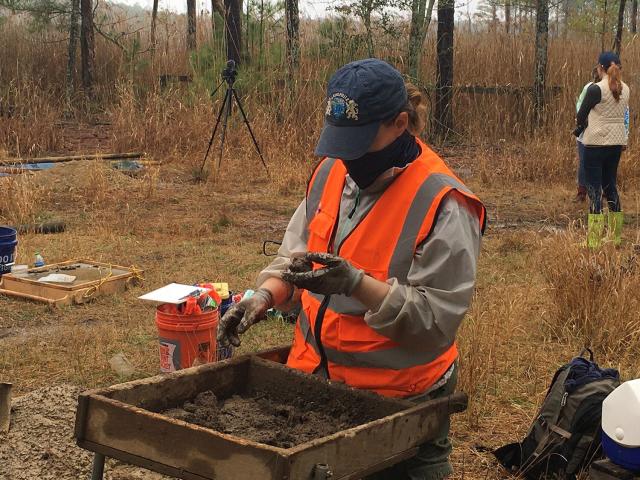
[281,252,364,296]
[217,288,274,347]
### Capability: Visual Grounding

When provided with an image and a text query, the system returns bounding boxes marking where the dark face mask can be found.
[343,130,420,189]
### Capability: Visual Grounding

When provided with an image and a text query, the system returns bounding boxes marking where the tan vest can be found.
[582,76,630,146]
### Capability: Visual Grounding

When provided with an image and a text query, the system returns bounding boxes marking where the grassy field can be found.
[2,143,640,478]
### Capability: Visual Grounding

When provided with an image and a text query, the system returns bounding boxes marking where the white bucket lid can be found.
[603,379,640,447]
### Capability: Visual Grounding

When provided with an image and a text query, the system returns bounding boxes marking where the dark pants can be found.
[365,366,458,480]
[577,141,587,188]
[583,145,622,214]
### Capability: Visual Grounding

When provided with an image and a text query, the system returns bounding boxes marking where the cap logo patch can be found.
[326,93,359,121]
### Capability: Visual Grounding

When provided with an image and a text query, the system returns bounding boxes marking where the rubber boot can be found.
[587,213,605,249]
[607,211,624,246]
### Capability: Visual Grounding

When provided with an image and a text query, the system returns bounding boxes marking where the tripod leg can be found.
[218,87,234,170]
[210,79,225,99]
[200,87,232,174]
[231,88,269,174]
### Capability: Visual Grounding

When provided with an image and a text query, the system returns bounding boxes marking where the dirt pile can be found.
[0,384,170,480]
[164,389,367,448]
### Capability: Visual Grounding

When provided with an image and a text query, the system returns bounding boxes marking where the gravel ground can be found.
[0,384,170,480]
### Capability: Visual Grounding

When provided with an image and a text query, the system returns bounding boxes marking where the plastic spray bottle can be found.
[34,251,45,267]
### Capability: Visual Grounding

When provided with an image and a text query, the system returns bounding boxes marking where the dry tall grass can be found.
[2,9,640,187]
[542,230,640,356]
[0,174,50,225]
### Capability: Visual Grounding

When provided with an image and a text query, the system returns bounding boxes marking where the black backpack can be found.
[494,349,620,479]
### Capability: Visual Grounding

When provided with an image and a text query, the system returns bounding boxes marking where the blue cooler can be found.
[0,226,18,276]
[602,379,640,471]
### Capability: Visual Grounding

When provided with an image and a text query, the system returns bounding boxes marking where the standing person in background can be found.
[574,68,600,202]
[575,52,630,248]
[218,59,486,479]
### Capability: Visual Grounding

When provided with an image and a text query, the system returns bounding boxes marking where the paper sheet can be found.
[38,274,77,284]
[138,283,210,304]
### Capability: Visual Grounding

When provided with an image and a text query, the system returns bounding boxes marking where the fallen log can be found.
[0,152,144,165]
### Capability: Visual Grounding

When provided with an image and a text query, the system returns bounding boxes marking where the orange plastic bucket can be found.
[155,304,219,372]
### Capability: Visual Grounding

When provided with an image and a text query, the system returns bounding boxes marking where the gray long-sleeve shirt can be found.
[257,166,482,352]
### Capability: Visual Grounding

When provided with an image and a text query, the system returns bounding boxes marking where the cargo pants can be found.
[364,364,458,480]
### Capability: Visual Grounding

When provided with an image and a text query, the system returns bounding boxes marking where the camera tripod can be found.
[199,60,268,176]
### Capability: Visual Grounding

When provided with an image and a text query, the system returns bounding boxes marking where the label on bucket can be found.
[159,338,180,372]
[0,251,15,266]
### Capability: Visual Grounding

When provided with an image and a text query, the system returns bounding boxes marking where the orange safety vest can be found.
[286,138,486,398]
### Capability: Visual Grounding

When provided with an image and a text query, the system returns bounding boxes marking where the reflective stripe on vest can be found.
[306,157,337,222]
[388,172,473,282]
[308,291,368,316]
[299,308,453,370]
[309,168,478,284]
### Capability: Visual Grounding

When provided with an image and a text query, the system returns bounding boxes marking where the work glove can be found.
[282,252,364,297]
[217,288,274,347]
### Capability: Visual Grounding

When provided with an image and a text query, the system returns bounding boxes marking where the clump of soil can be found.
[288,255,313,274]
[164,389,366,448]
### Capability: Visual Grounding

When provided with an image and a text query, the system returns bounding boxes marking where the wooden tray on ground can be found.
[74,349,467,480]
[0,259,143,307]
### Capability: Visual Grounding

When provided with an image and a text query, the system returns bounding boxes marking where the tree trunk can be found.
[66,0,80,107]
[505,0,511,33]
[259,0,265,64]
[211,2,216,35]
[632,0,638,33]
[245,0,250,60]
[211,0,225,16]
[602,0,608,51]
[225,0,242,64]
[408,0,436,79]
[285,0,300,74]
[364,10,374,57]
[80,0,95,98]
[533,0,549,128]
[434,0,454,141]
[187,0,197,51]
[563,0,569,37]
[613,0,627,54]
[151,0,159,52]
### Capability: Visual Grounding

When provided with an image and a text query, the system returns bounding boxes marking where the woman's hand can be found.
[282,252,364,296]
[283,252,391,311]
[217,288,274,347]
[217,277,295,347]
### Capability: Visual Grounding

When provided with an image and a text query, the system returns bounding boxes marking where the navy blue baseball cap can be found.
[599,51,621,68]
[315,58,408,161]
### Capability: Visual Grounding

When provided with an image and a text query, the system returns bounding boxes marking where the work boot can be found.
[607,211,624,246]
[587,213,605,249]
[573,186,587,203]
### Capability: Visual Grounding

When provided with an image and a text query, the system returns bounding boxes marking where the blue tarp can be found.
[19,162,56,170]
